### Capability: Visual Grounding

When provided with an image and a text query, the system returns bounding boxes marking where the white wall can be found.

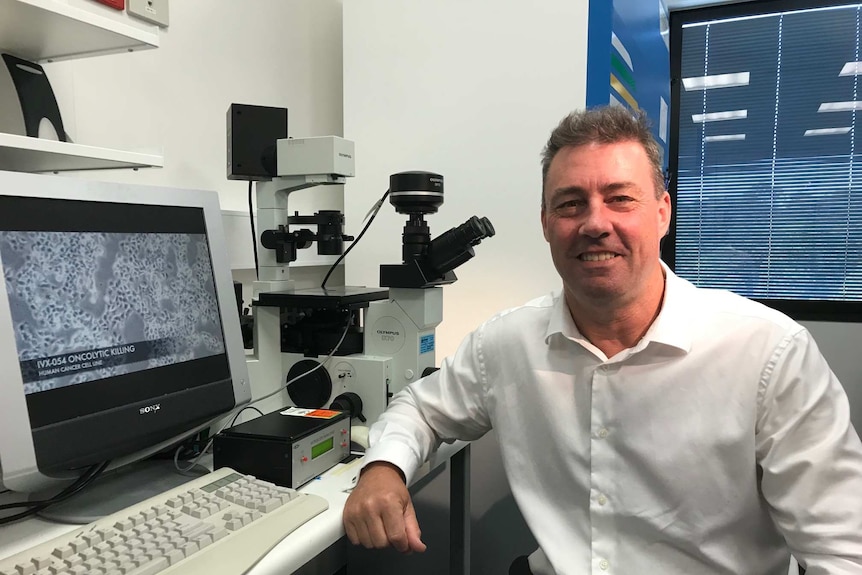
[343,1,587,361]
[44,0,344,218]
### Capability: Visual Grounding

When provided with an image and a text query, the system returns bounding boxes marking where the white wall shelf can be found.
[0,0,159,62]
[0,133,162,172]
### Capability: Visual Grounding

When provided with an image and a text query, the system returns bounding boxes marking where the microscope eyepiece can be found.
[428,216,495,276]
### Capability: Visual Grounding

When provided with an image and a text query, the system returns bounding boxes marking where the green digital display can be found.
[311,437,334,460]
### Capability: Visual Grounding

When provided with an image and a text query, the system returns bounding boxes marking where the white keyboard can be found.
[0,467,329,575]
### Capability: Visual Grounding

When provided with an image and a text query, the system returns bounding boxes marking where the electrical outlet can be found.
[127,0,169,27]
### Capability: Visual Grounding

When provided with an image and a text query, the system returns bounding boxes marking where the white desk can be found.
[0,442,471,575]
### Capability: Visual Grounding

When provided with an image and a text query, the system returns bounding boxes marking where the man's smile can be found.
[578,251,620,261]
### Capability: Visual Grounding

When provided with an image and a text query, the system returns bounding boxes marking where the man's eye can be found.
[556,200,582,210]
[609,196,633,203]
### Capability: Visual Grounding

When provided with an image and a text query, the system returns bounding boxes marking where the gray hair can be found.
[540,106,666,207]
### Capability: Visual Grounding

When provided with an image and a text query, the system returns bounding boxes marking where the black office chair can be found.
[509,555,532,575]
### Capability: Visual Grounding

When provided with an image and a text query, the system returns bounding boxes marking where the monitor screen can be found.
[0,172,250,493]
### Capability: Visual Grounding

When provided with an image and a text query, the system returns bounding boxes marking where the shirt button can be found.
[600,559,610,570]
[598,428,609,439]
[598,495,608,506]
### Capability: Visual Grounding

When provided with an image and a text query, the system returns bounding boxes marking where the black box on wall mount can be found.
[0,53,68,142]
[226,103,288,181]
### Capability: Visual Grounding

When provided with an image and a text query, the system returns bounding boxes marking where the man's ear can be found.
[658,191,671,238]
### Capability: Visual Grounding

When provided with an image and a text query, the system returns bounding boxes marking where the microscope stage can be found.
[255,286,389,310]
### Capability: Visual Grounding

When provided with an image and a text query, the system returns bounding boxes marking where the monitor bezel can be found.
[0,170,251,493]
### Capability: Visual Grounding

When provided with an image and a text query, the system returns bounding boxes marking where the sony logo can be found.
[338,152,353,159]
[139,404,161,415]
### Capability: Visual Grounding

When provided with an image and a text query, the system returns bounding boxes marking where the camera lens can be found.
[389,171,444,214]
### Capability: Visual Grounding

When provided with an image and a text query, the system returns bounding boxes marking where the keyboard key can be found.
[33,556,51,569]
[210,528,229,543]
[81,533,102,546]
[125,556,169,575]
[164,549,184,566]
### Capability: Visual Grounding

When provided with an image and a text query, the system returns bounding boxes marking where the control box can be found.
[213,409,350,488]
[226,103,288,181]
[276,136,355,178]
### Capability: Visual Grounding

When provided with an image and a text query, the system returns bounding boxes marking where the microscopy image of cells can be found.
[0,231,226,394]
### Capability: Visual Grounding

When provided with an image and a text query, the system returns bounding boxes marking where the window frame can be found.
[665,0,862,323]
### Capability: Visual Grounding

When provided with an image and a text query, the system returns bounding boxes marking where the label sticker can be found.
[281,407,341,419]
[419,334,435,354]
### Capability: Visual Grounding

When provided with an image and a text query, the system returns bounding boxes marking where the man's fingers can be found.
[344,519,360,546]
[382,501,410,552]
[404,501,427,553]
[346,514,375,549]
[342,463,424,553]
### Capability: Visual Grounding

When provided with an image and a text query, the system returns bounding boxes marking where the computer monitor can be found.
[0,170,251,497]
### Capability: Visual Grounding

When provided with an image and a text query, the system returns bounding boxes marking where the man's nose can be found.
[578,205,612,238]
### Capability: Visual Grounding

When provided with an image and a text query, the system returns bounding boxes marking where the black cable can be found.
[229,405,265,427]
[0,461,110,525]
[0,460,108,512]
[321,189,390,289]
[249,180,259,280]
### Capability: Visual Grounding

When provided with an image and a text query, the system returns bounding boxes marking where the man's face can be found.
[541,140,671,310]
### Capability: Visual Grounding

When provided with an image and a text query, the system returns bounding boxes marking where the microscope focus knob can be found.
[329,392,366,423]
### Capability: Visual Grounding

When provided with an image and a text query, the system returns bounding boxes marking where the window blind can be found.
[672,3,862,304]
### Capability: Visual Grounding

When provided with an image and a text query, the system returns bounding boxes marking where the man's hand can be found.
[342,461,427,554]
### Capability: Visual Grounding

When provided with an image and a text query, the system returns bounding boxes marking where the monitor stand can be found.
[33,459,209,525]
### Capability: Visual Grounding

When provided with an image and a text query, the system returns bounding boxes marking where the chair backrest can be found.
[509,556,532,575]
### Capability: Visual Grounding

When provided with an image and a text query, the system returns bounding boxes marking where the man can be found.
[342,106,862,574]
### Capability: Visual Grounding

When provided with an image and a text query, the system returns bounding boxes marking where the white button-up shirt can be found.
[364,268,862,575]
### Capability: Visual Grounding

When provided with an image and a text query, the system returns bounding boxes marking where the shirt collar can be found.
[642,262,693,353]
[544,261,694,354]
